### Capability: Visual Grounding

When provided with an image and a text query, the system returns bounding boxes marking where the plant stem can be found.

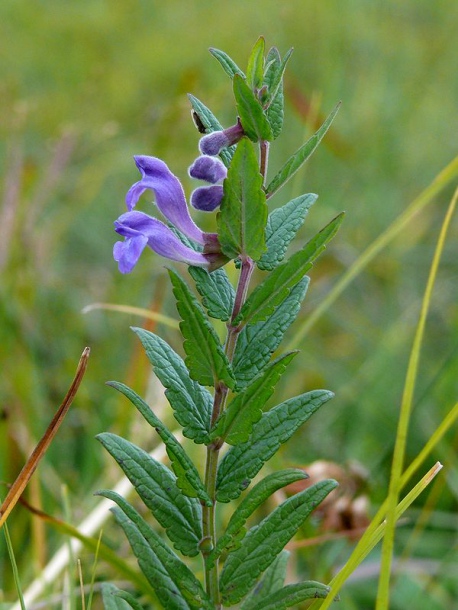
[203,139,269,607]
[202,257,255,607]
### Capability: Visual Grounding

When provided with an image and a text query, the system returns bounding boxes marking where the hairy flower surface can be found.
[114,155,226,272]
[189,155,227,212]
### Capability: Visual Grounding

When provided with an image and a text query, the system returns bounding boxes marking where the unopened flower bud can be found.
[199,119,244,156]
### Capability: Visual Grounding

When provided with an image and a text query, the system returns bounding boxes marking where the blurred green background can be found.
[1,0,457,608]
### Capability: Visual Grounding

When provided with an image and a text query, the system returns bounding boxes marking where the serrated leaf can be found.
[235,213,344,327]
[216,389,334,502]
[101,583,143,610]
[132,327,211,443]
[101,491,212,610]
[217,138,268,261]
[212,352,297,445]
[266,102,341,198]
[240,551,290,610]
[219,480,338,605]
[258,194,317,271]
[248,581,332,610]
[187,94,234,167]
[263,46,293,139]
[97,433,202,556]
[233,277,309,389]
[246,36,265,90]
[168,269,235,390]
[107,381,212,506]
[209,471,306,569]
[188,266,235,321]
[233,74,273,142]
[209,47,245,79]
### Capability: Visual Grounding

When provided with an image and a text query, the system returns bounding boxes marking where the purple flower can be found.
[114,155,228,273]
[199,119,245,156]
[113,211,215,272]
[188,155,227,212]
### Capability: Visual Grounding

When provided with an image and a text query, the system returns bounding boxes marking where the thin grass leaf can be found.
[209,471,306,568]
[286,154,458,349]
[216,389,333,502]
[309,462,443,610]
[266,102,341,198]
[209,47,245,79]
[212,352,297,445]
[376,186,458,610]
[3,523,26,610]
[168,269,235,390]
[132,327,212,443]
[233,277,309,389]
[101,491,212,610]
[240,550,290,610]
[107,381,212,505]
[233,74,273,142]
[258,194,317,271]
[97,433,202,556]
[234,213,344,327]
[219,480,338,605]
[217,137,268,261]
[188,266,235,321]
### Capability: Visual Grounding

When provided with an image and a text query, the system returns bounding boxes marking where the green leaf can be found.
[258,194,317,271]
[234,213,344,327]
[101,491,212,610]
[209,471,306,569]
[217,138,268,261]
[233,74,273,142]
[266,102,341,198]
[212,352,297,445]
[187,94,234,167]
[246,36,265,90]
[216,389,333,502]
[209,47,245,79]
[97,433,202,556]
[247,581,332,610]
[168,269,235,390]
[101,583,144,610]
[188,266,235,321]
[108,381,212,506]
[219,480,338,605]
[233,278,309,389]
[263,46,293,139]
[240,551,290,610]
[132,328,212,443]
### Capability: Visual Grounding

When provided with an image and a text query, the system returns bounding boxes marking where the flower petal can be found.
[191,185,224,212]
[125,155,205,245]
[114,210,211,270]
[189,155,227,184]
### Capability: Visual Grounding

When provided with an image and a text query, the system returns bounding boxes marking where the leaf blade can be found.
[233,74,273,142]
[246,36,265,90]
[108,381,212,505]
[213,352,297,445]
[266,102,341,198]
[219,480,338,605]
[188,266,235,321]
[168,269,235,390]
[209,47,246,80]
[100,490,212,610]
[97,433,202,556]
[235,213,344,327]
[216,389,334,502]
[217,138,268,261]
[132,327,212,443]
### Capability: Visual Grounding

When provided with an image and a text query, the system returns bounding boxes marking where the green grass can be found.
[1,0,457,607]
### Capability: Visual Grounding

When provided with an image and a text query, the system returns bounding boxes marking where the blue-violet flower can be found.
[114,155,226,273]
[198,118,244,156]
[188,154,227,212]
